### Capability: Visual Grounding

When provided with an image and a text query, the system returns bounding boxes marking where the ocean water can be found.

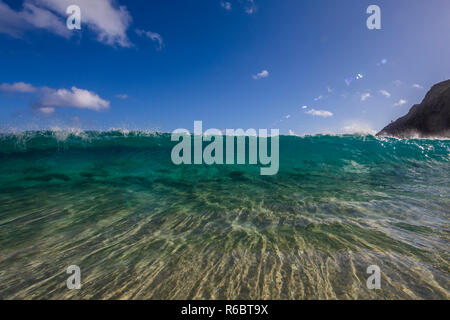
[0,131,448,299]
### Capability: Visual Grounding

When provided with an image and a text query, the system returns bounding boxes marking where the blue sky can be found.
[0,0,449,134]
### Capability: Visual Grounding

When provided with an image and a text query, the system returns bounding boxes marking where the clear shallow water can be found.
[0,131,448,299]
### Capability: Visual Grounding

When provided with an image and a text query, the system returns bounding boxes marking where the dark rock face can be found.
[377,80,450,138]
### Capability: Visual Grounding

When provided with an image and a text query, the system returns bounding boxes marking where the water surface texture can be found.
[0,131,449,299]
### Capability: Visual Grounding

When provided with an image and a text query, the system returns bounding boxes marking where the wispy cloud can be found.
[38,107,55,115]
[245,0,257,14]
[306,109,333,118]
[394,99,407,107]
[301,105,308,109]
[136,29,164,50]
[361,93,371,101]
[379,90,391,98]
[220,1,232,11]
[221,0,256,14]
[393,80,403,87]
[115,94,128,100]
[285,114,291,119]
[376,58,388,66]
[342,123,376,135]
[314,95,323,101]
[0,1,69,38]
[0,0,133,47]
[0,82,37,93]
[412,84,423,89]
[252,69,269,80]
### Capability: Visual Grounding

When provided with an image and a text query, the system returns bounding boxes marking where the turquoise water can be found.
[0,131,449,299]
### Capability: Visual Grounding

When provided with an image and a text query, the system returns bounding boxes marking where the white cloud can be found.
[394,99,407,107]
[220,1,232,11]
[412,84,423,89]
[301,105,308,109]
[0,82,37,93]
[2,81,110,112]
[39,86,110,111]
[379,90,391,98]
[361,93,371,101]
[285,114,291,119]
[342,123,376,135]
[393,80,403,87]
[41,0,133,47]
[252,69,269,80]
[327,87,334,93]
[115,94,128,100]
[306,109,333,118]
[135,29,163,50]
[0,0,133,47]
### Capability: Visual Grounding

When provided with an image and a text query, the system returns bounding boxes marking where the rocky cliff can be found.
[377,79,450,138]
